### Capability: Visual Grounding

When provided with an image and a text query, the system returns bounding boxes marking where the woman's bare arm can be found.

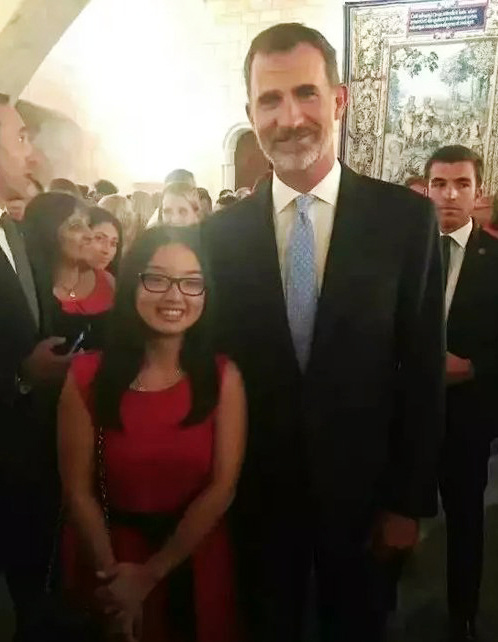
[145,360,247,582]
[58,372,116,572]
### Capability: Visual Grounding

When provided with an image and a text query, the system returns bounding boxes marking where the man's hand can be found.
[446,352,473,385]
[22,337,71,384]
[370,511,419,561]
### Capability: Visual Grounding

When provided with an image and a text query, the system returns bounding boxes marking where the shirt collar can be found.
[272,160,342,215]
[441,218,473,249]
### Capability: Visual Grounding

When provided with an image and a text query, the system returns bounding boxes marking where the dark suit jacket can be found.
[446,223,498,436]
[205,165,445,528]
[0,244,38,404]
[0,232,42,483]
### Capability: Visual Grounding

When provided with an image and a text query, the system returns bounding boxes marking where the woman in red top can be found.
[24,192,115,352]
[57,225,246,642]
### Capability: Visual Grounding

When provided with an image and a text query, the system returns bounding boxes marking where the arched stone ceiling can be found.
[0,0,90,100]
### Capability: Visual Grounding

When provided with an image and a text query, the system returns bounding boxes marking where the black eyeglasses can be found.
[139,272,205,296]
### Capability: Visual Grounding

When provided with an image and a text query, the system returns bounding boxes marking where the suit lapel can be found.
[246,181,300,374]
[448,220,482,321]
[0,243,37,335]
[2,218,39,327]
[319,165,365,298]
[308,166,369,371]
[250,180,283,296]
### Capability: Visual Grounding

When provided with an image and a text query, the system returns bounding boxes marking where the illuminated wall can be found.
[20,0,345,195]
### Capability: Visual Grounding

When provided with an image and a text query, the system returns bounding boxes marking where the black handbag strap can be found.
[96,424,110,532]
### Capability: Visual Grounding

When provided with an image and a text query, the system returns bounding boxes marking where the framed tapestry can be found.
[341,0,498,193]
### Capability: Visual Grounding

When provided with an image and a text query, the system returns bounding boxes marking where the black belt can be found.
[109,509,195,640]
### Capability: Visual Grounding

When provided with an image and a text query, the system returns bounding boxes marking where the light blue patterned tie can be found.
[286,193,317,371]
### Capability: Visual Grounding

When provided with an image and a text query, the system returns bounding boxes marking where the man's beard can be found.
[256,125,333,173]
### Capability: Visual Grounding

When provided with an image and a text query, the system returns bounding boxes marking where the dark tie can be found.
[440,234,452,289]
[1,215,39,327]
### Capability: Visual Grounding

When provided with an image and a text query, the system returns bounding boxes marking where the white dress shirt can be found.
[442,218,473,318]
[272,161,342,292]
[0,210,16,272]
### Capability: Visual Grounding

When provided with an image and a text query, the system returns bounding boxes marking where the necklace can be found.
[132,367,183,392]
[57,273,81,300]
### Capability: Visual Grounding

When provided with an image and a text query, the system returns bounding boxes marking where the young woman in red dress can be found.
[57,225,246,642]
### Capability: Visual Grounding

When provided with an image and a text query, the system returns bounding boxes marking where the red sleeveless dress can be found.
[62,352,239,642]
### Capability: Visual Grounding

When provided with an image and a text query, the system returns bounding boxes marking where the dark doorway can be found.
[234,130,270,190]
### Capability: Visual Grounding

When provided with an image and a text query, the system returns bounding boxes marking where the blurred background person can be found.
[130,189,154,230]
[161,182,202,226]
[147,170,197,227]
[87,206,122,276]
[24,192,115,354]
[426,145,498,642]
[0,94,68,640]
[235,187,251,200]
[92,178,118,203]
[49,177,81,197]
[404,175,427,195]
[99,193,140,255]
[197,187,212,218]
[58,226,245,641]
[484,192,498,240]
[148,181,203,228]
[214,193,238,212]
[164,168,195,187]
[78,184,90,199]
[152,191,162,211]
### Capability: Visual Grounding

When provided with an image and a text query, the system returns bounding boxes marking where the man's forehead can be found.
[430,161,476,180]
[250,43,328,95]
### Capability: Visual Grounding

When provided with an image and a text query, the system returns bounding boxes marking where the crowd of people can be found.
[1,21,498,642]
[7,167,257,256]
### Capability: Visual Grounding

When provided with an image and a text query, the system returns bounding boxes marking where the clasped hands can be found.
[92,515,419,640]
[95,562,159,642]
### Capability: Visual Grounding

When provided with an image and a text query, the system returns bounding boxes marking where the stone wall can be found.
[18,0,346,195]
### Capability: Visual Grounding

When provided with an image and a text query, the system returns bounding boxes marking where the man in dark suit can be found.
[205,24,445,642]
[0,94,69,638]
[426,145,498,642]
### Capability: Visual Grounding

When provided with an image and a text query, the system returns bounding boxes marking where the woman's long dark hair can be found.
[23,192,88,335]
[87,206,123,275]
[23,191,87,274]
[93,225,219,430]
